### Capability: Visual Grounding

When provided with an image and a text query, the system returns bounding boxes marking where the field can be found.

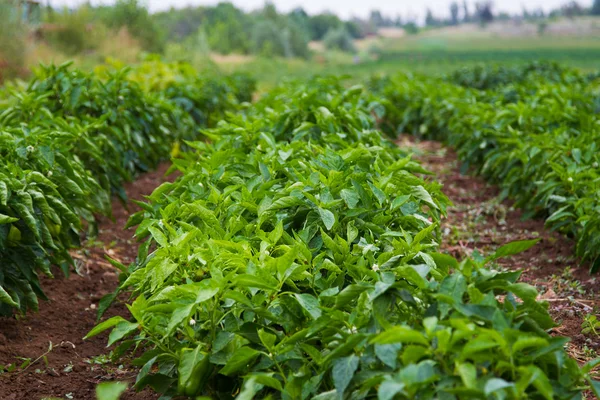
[1,20,600,400]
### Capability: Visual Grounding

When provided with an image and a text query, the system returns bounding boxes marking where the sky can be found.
[46,0,593,20]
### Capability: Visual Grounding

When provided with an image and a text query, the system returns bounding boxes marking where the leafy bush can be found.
[323,27,356,53]
[0,5,27,81]
[90,77,598,399]
[374,62,600,272]
[43,6,103,55]
[98,0,165,53]
[0,60,253,315]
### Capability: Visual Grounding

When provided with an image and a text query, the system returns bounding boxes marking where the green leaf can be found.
[484,378,513,396]
[234,274,278,290]
[391,195,410,211]
[294,293,322,319]
[456,362,477,389]
[0,213,18,225]
[439,274,467,304]
[375,343,402,369]
[85,316,127,340]
[96,381,128,400]
[108,321,139,347]
[340,189,359,208]
[370,326,429,346]
[258,329,277,350]
[318,207,335,230]
[148,226,168,248]
[0,285,18,307]
[236,377,260,400]
[332,355,359,397]
[378,379,405,400]
[587,377,600,398]
[488,239,540,261]
[167,303,195,335]
[246,372,283,391]
[220,346,260,376]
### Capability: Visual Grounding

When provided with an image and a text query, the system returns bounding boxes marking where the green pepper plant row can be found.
[374,62,600,272]
[0,60,254,315]
[89,76,599,399]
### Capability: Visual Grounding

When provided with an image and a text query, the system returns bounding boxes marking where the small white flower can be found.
[47,171,53,177]
[567,177,573,183]
[189,318,196,326]
[350,326,358,334]
[372,263,379,271]
[593,162,599,169]
[26,145,35,152]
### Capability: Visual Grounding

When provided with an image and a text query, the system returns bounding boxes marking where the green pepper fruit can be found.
[177,346,212,397]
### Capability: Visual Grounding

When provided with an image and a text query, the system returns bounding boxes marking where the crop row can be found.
[374,62,600,272]
[90,76,598,399]
[0,60,254,315]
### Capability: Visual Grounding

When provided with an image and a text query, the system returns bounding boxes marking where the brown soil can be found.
[0,163,175,400]
[399,136,599,364]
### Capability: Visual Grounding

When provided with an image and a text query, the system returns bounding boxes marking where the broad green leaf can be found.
[370,326,429,346]
[234,274,278,290]
[220,346,260,376]
[488,239,540,261]
[85,316,127,340]
[340,189,359,208]
[96,381,128,400]
[378,379,405,400]
[0,213,18,225]
[484,378,514,396]
[108,321,140,347]
[332,355,359,397]
[318,207,335,230]
[0,285,18,307]
[167,304,195,335]
[246,372,283,391]
[294,293,322,319]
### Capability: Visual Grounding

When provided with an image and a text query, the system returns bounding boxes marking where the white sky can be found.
[46,0,593,20]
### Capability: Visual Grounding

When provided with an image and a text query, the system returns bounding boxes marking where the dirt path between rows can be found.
[400,136,599,365]
[0,139,597,400]
[0,164,175,400]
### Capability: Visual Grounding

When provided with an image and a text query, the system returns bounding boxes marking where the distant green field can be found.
[374,47,600,73]
[214,25,600,89]
[223,47,600,91]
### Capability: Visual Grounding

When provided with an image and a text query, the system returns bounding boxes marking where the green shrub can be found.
[0,5,27,81]
[89,77,598,399]
[323,26,356,53]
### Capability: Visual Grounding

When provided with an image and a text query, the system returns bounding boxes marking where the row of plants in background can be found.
[373,62,600,272]
[0,60,254,315]
[89,77,598,399]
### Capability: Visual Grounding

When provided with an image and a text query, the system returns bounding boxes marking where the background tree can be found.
[463,0,471,22]
[99,0,165,53]
[309,13,342,40]
[323,26,356,53]
[593,0,600,15]
[475,1,494,25]
[450,2,460,25]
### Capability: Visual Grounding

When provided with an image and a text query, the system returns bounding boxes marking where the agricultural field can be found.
[0,55,600,400]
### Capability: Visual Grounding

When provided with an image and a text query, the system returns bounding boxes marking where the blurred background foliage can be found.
[2,0,600,87]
